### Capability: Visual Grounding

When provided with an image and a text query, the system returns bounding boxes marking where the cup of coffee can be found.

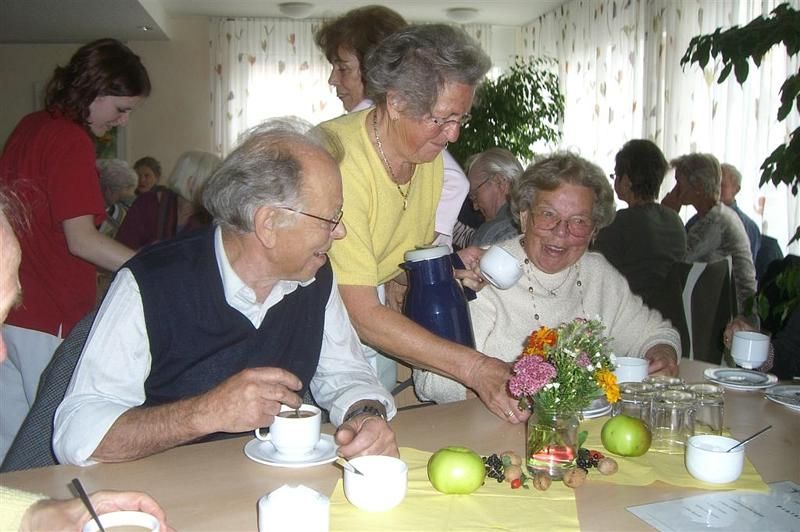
[479,245,522,289]
[730,331,769,369]
[613,356,649,383]
[255,404,321,456]
[81,511,160,532]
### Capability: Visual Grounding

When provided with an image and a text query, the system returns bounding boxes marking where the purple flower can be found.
[576,352,591,368]
[508,356,557,398]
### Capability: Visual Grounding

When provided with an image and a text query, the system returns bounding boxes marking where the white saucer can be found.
[244,433,338,468]
[764,385,800,412]
[703,368,778,391]
[580,397,612,419]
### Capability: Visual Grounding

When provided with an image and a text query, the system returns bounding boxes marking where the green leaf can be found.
[578,430,588,449]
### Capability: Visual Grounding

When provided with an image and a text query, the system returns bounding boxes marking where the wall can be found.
[0,16,212,178]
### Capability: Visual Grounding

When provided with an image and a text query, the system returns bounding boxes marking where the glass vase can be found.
[526,405,580,480]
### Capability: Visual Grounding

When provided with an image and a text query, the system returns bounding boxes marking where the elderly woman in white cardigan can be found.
[414,152,681,404]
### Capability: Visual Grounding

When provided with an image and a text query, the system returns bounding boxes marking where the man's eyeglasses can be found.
[424,112,471,130]
[530,207,595,238]
[468,175,494,201]
[279,207,343,233]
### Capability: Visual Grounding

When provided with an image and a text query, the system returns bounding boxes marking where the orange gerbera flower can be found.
[595,369,620,403]
[522,326,558,358]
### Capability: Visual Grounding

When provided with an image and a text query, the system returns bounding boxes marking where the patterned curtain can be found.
[209,17,343,157]
[521,0,799,254]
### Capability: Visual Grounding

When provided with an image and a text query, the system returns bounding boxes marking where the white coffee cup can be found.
[255,404,321,456]
[258,485,329,532]
[730,331,769,369]
[81,511,160,532]
[614,356,649,383]
[479,245,522,289]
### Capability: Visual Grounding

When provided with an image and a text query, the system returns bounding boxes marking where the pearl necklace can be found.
[523,255,586,322]
[372,111,411,210]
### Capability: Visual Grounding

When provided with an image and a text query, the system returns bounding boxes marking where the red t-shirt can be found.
[0,111,106,336]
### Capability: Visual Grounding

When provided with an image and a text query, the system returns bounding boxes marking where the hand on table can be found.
[644,345,679,376]
[21,490,174,532]
[465,355,530,424]
[335,415,398,458]
[198,367,302,434]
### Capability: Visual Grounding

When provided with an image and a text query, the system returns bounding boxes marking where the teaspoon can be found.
[726,425,772,452]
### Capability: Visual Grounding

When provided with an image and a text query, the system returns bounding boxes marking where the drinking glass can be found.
[613,382,656,427]
[688,383,725,436]
[643,375,683,390]
[650,390,695,454]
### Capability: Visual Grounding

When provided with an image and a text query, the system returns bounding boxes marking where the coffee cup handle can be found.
[449,252,477,301]
[255,427,270,441]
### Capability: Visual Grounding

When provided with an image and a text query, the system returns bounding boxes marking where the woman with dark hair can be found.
[593,139,687,313]
[0,38,149,461]
[133,156,162,194]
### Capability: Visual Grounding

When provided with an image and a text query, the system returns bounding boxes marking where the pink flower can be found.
[508,356,557,398]
[576,352,591,368]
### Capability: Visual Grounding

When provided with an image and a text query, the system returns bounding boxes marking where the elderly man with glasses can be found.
[466,148,524,247]
[53,118,397,466]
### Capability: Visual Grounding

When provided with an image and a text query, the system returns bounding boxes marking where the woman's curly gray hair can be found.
[510,152,616,231]
[364,24,491,117]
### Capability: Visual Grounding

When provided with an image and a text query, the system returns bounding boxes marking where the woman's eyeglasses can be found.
[531,207,594,238]
[279,207,343,233]
[424,112,471,130]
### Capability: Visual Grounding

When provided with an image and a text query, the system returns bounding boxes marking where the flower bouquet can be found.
[507,318,620,479]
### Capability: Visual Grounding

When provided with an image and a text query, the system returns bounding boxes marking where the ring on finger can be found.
[506,409,515,418]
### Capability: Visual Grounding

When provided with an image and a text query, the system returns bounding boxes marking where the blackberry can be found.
[483,454,505,482]
[576,457,591,470]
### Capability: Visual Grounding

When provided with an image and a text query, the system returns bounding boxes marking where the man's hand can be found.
[644,345,679,376]
[21,490,174,532]
[335,415,398,458]
[463,355,530,424]
[196,367,303,434]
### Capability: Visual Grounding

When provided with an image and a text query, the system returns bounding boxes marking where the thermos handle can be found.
[449,252,477,301]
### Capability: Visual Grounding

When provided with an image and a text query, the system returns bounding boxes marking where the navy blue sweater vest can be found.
[126,227,330,409]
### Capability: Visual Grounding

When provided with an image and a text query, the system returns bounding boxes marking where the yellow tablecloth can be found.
[580,418,769,491]
[330,447,580,531]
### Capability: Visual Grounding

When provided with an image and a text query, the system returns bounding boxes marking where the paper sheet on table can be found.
[627,480,800,531]
[329,447,579,531]
[580,418,768,491]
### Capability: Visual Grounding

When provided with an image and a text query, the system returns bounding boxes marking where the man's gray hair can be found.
[510,152,616,231]
[466,147,523,184]
[202,117,343,233]
[364,24,491,117]
[96,159,137,192]
[721,162,742,189]
[670,153,721,201]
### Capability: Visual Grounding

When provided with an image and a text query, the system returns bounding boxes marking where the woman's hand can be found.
[644,345,679,376]
[661,186,682,212]
[455,246,487,292]
[723,317,758,350]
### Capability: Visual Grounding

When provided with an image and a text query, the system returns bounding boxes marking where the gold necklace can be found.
[372,111,411,210]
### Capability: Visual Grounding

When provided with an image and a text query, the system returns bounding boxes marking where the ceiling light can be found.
[278,2,314,19]
[446,8,479,23]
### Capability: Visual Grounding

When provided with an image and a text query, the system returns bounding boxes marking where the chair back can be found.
[0,310,96,472]
[664,259,736,363]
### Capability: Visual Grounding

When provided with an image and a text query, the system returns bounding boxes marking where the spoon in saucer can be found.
[726,425,772,452]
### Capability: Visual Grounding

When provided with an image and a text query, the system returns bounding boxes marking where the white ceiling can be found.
[0,0,568,44]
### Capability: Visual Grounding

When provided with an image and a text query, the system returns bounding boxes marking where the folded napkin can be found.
[580,418,768,491]
[330,447,579,531]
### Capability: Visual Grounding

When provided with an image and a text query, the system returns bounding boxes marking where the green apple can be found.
[601,415,652,457]
[427,446,486,494]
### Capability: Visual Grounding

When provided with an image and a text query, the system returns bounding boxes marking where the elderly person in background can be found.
[0,190,173,532]
[415,153,681,404]
[116,150,220,250]
[593,139,686,314]
[466,147,523,247]
[686,162,761,262]
[320,25,524,422]
[662,153,756,312]
[53,118,397,466]
[97,159,137,238]
[315,6,469,249]
[133,156,161,195]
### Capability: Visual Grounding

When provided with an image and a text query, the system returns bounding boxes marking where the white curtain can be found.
[521,0,799,254]
[209,17,343,157]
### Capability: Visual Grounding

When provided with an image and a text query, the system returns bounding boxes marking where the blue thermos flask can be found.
[401,246,476,348]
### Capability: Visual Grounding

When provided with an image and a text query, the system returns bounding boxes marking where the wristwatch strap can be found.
[343,404,386,423]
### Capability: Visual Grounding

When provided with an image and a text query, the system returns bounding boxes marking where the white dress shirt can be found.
[53,227,395,466]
